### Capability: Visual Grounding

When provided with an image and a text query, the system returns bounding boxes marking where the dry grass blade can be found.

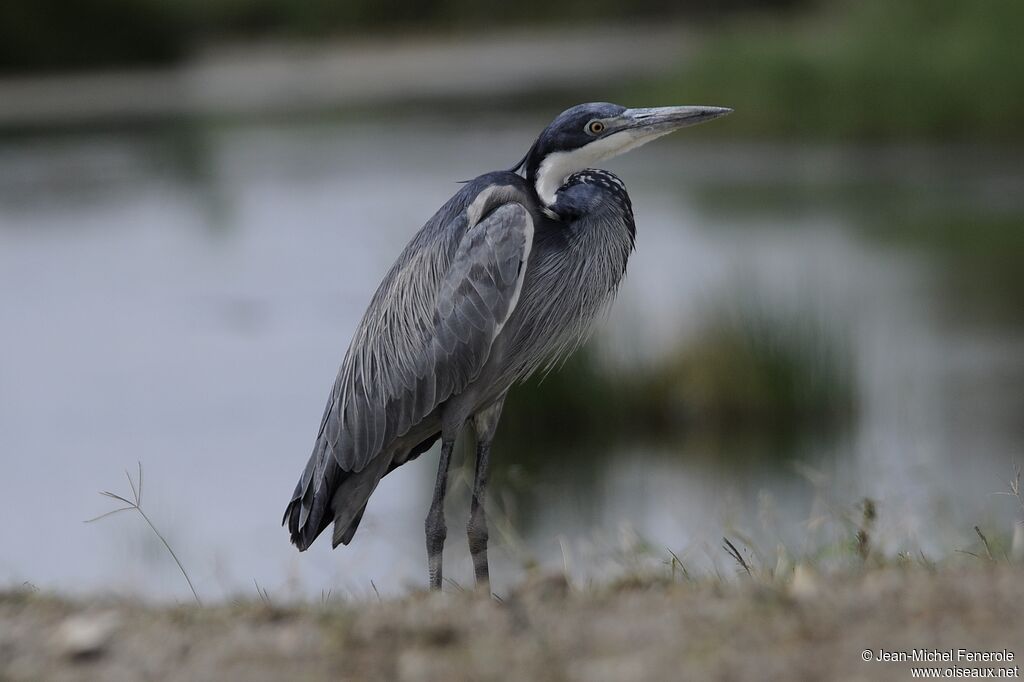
[443,577,466,593]
[856,498,876,561]
[974,526,994,561]
[254,580,272,605]
[126,468,139,504]
[667,549,691,582]
[722,537,752,577]
[994,465,1024,516]
[97,491,135,506]
[84,506,136,523]
[85,462,202,605]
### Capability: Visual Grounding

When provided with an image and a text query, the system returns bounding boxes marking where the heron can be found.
[283,101,732,591]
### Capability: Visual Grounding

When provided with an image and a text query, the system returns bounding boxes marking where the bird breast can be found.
[497,207,635,385]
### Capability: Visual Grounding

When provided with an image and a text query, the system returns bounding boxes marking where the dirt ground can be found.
[2,566,1022,681]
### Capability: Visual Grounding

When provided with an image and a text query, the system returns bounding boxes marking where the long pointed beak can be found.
[621,105,733,133]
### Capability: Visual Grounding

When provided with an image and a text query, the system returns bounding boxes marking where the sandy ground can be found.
[3,566,1023,681]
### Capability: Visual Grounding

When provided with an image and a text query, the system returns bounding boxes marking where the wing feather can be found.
[285,180,533,550]
[356,201,532,472]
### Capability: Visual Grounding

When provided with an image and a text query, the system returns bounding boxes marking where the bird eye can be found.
[586,120,605,135]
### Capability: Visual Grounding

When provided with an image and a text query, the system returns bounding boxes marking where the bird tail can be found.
[283,439,394,551]
[282,437,337,551]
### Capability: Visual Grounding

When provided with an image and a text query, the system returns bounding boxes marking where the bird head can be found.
[513,102,732,207]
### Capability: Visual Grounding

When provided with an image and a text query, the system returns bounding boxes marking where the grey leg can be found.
[468,441,492,587]
[426,439,455,591]
[468,396,506,590]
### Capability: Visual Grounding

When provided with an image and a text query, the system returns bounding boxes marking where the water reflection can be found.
[0,117,1021,599]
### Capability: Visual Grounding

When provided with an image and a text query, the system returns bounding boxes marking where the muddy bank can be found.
[2,566,1022,681]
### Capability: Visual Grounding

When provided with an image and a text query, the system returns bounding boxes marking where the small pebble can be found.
[53,612,120,660]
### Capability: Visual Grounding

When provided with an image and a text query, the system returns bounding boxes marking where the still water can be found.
[1,116,1022,599]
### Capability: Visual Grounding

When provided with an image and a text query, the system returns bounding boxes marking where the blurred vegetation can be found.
[0,0,190,72]
[501,302,855,445]
[657,304,854,428]
[2,0,1020,141]
[868,212,1024,325]
[631,0,1024,140]
[0,0,801,74]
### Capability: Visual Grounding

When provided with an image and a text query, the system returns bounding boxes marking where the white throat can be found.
[533,128,670,206]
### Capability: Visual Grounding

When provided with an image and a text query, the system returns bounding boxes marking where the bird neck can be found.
[544,169,635,239]
[530,153,573,208]
[524,132,654,209]
[528,147,621,209]
[520,139,599,209]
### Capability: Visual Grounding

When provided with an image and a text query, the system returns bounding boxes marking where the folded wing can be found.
[285,200,534,549]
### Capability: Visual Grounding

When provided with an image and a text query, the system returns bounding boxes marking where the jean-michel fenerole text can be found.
[873,649,1015,663]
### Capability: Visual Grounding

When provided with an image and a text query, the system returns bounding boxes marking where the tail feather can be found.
[334,503,368,547]
[283,443,393,551]
[283,497,333,551]
[328,451,393,547]
[283,452,338,551]
[284,433,441,551]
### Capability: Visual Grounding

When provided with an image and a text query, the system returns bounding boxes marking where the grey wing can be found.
[346,200,533,471]
[415,202,534,426]
[284,201,534,549]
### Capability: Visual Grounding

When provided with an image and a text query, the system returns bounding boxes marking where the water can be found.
[1,117,1022,599]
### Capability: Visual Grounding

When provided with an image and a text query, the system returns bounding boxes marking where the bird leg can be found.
[468,396,505,591]
[425,439,454,591]
[467,441,492,588]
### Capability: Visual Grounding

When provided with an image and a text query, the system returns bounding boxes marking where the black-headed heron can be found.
[284,102,732,590]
